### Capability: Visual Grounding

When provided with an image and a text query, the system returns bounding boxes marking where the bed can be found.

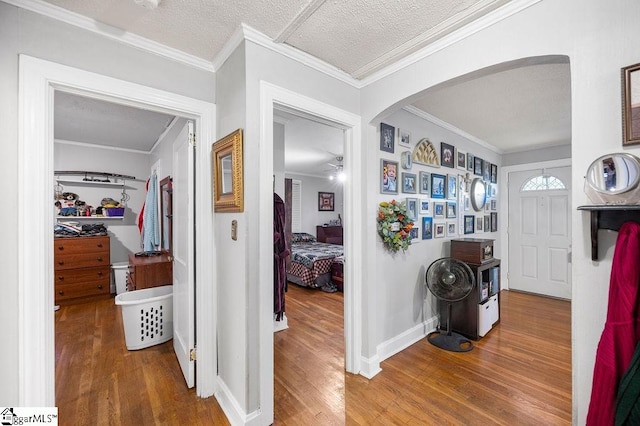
[287,232,344,292]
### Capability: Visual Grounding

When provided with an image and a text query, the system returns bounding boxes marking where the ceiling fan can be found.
[326,156,345,181]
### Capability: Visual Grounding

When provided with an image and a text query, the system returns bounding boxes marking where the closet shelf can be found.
[56,216,124,220]
[577,205,640,261]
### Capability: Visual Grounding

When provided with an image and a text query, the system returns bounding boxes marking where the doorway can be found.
[259,81,363,422]
[506,163,572,299]
[18,55,216,405]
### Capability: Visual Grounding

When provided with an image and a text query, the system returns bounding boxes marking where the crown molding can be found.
[4,0,215,72]
[240,24,361,88]
[54,138,151,155]
[402,105,503,154]
[360,0,542,86]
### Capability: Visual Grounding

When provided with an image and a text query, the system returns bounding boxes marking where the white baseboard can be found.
[359,315,439,379]
[215,377,253,426]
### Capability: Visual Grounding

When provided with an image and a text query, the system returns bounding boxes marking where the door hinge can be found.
[188,121,196,146]
[190,348,197,361]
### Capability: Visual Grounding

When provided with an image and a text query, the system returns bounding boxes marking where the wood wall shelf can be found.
[577,205,640,260]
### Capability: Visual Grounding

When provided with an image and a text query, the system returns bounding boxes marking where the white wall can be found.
[285,173,344,234]
[502,143,571,166]
[359,1,640,422]
[372,108,501,345]
[54,142,149,262]
[0,2,214,405]
[273,122,285,197]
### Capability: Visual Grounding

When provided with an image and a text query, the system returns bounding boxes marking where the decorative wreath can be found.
[377,200,414,252]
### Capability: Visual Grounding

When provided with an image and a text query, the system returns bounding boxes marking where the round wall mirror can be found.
[470,178,487,211]
[586,153,640,195]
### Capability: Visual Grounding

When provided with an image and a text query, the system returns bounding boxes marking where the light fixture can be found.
[327,156,345,182]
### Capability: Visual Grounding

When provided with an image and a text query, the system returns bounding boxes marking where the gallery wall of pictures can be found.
[378,121,500,246]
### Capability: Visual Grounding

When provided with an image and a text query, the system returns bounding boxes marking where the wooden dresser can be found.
[126,252,173,291]
[316,225,343,245]
[54,235,110,305]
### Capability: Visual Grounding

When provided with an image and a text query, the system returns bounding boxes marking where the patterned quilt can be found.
[287,242,344,288]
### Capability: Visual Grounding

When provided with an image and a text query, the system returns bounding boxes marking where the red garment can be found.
[137,177,150,233]
[587,221,640,425]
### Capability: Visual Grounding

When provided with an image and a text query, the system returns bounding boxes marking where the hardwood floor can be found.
[56,287,571,425]
[55,296,230,425]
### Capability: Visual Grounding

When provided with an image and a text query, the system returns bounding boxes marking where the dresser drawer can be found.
[54,252,110,270]
[55,267,110,303]
[54,236,109,256]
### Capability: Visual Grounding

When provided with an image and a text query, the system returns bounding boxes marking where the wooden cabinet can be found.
[54,235,110,305]
[127,253,173,291]
[316,225,343,245]
[443,258,501,340]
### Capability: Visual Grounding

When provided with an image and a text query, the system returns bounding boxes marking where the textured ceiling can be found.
[54,91,175,152]
[41,0,508,79]
[40,0,571,162]
[411,60,572,151]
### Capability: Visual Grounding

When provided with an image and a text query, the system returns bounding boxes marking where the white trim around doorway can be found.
[254,81,363,424]
[18,55,217,405]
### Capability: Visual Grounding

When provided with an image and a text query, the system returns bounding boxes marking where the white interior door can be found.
[172,121,195,386]
[508,166,572,299]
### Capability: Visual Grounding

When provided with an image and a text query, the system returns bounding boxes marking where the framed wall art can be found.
[402,172,417,193]
[447,174,457,200]
[467,153,474,172]
[422,217,433,239]
[434,222,445,238]
[490,163,498,183]
[491,212,498,232]
[434,202,445,218]
[212,128,244,212]
[431,173,446,198]
[419,199,430,214]
[457,150,467,170]
[446,201,457,219]
[441,142,455,168]
[622,62,640,146]
[380,122,395,153]
[464,215,475,234]
[397,128,411,147]
[318,192,335,211]
[474,156,483,176]
[380,159,398,194]
[447,222,457,237]
[419,171,430,194]
[406,197,418,220]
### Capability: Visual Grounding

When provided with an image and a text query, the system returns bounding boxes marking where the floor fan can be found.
[425,257,475,352]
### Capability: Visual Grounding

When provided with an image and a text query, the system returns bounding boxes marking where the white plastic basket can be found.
[115,285,173,350]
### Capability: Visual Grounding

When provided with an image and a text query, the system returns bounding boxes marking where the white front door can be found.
[508,166,572,299]
[172,121,195,386]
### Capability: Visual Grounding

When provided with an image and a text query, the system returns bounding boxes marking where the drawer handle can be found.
[57,260,64,265]
[97,257,103,262]
[97,284,103,289]
[97,243,103,248]
[97,271,103,276]
[57,246,64,251]
[57,276,64,281]
[58,291,64,296]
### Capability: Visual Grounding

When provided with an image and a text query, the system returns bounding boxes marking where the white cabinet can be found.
[478,294,499,337]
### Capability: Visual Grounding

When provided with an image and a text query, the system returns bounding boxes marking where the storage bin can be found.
[105,207,125,217]
[115,285,173,350]
[111,261,129,295]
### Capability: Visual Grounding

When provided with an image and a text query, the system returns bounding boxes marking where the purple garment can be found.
[274,193,290,321]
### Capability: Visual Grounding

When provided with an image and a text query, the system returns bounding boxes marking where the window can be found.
[521,175,566,191]
[291,179,302,232]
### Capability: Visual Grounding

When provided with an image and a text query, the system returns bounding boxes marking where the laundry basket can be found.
[115,285,173,350]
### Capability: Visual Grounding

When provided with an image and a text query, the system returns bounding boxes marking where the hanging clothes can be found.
[587,221,640,425]
[141,173,160,252]
[274,193,289,321]
[616,342,640,426]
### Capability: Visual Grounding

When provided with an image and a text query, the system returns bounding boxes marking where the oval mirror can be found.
[586,153,640,195]
[470,178,487,211]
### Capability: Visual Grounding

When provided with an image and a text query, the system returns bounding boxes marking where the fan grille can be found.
[426,258,474,302]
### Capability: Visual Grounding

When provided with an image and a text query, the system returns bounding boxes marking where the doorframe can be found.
[18,55,217,405]
[259,81,363,422]
[499,158,571,292]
